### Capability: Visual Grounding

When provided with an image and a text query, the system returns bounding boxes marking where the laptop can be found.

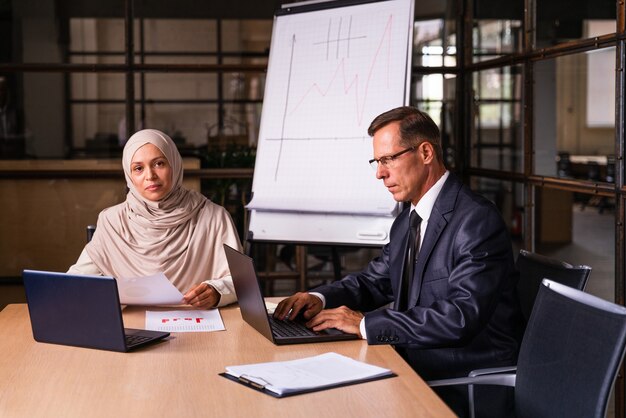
[22,270,170,352]
[223,244,358,345]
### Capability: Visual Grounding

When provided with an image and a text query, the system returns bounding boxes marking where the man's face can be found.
[372,121,426,205]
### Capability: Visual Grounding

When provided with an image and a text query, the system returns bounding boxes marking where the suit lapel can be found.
[407,175,461,307]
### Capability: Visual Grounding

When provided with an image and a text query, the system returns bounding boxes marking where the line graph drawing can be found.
[289,14,393,126]
[272,14,395,180]
[250,0,412,221]
[247,0,413,245]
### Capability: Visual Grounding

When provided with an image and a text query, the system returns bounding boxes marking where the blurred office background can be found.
[0,0,622,414]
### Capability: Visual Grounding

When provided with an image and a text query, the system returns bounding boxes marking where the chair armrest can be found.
[469,365,517,378]
[428,373,516,418]
[427,373,516,388]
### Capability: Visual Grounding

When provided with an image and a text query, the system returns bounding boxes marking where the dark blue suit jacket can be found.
[315,174,524,380]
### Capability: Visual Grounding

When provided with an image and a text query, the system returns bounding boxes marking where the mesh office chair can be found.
[516,249,591,323]
[434,251,592,416]
[429,279,626,418]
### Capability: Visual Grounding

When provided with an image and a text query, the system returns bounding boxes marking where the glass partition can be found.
[55,16,269,158]
[414,19,456,67]
[534,185,615,302]
[141,19,218,56]
[534,48,615,180]
[222,20,272,53]
[470,65,523,172]
[536,2,615,46]
[70,18,125,54]
[473,19,523,63]
[413,73,457,168]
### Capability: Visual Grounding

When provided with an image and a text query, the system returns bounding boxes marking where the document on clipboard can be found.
[220,352,396,398]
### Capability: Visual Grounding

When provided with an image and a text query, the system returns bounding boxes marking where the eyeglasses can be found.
[369,146,416,170]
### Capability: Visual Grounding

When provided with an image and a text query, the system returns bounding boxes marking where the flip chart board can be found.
[248,0,414,244]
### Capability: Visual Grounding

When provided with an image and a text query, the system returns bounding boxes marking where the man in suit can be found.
[274,106,523,416]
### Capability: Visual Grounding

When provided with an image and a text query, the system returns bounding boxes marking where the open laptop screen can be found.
[23,270,169,352]
[223,245,358,345]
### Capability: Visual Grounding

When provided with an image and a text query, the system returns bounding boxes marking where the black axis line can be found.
[326,20,332,61]
[347,16,353,58]
[275,33,297,181]
[336,17,342,59]
[313,35,366,46]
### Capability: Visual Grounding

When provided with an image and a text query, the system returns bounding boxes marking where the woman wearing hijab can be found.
[68,129,242,309]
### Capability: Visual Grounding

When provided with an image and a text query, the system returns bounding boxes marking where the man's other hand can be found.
[273,292,323,321]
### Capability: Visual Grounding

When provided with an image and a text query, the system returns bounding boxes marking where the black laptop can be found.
[223,244,358,345]
[22,270,170,352]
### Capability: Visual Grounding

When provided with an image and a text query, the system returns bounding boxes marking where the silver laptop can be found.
[223,244,358,345]
[23,270,170,352]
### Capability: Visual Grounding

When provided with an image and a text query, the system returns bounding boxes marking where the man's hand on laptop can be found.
[306,306,363,337]
[274,294,362,337]
[274,292,323,322]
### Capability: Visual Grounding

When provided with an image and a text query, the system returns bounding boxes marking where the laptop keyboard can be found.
[269,315,318,338]
[125,334,152,347]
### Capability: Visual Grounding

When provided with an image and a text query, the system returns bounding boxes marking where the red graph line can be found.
[288,15,394,126]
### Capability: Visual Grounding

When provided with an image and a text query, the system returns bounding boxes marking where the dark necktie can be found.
[399,210,421,311]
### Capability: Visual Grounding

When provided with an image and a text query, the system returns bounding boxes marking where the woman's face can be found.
[129,143,173,201]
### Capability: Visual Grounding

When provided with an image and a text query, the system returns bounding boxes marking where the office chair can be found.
[429,279,626,418]
[581,160,616,213]
[605,155,616,184]
[87,225,96,243]
[456,250,591,414]
[516,249,591,323]
[597,155,616,213]
[556,152,572,178]
[427,251,591,416]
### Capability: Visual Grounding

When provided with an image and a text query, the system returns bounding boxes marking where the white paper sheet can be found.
[265,301,278,314]
[225,352,393,396]
[117,272,184,305]
[145,310,226,333]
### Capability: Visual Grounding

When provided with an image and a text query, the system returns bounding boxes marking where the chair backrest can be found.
[87,225,96,243]
[515,280,626,418]
[516,249,591,323]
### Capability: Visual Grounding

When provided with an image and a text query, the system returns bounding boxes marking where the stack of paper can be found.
[223,352,395,397]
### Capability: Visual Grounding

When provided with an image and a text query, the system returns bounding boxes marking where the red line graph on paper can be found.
[272,14,395,181]
[288,14,393,127]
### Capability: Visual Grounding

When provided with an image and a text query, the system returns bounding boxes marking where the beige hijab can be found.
[86,129,240,291]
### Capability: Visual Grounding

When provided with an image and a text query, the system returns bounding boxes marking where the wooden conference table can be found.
[0,302,453,418]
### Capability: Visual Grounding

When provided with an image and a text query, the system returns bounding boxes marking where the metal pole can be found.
[125,0,135,140]
[455,0,471,181]
[140,17,146,128]
[217,18,225,135]
[523,0,536,253]
[615,2,625,416]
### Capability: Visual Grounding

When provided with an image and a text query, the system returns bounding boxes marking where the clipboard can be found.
[219,371,397,398]
[220,352,398,398]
